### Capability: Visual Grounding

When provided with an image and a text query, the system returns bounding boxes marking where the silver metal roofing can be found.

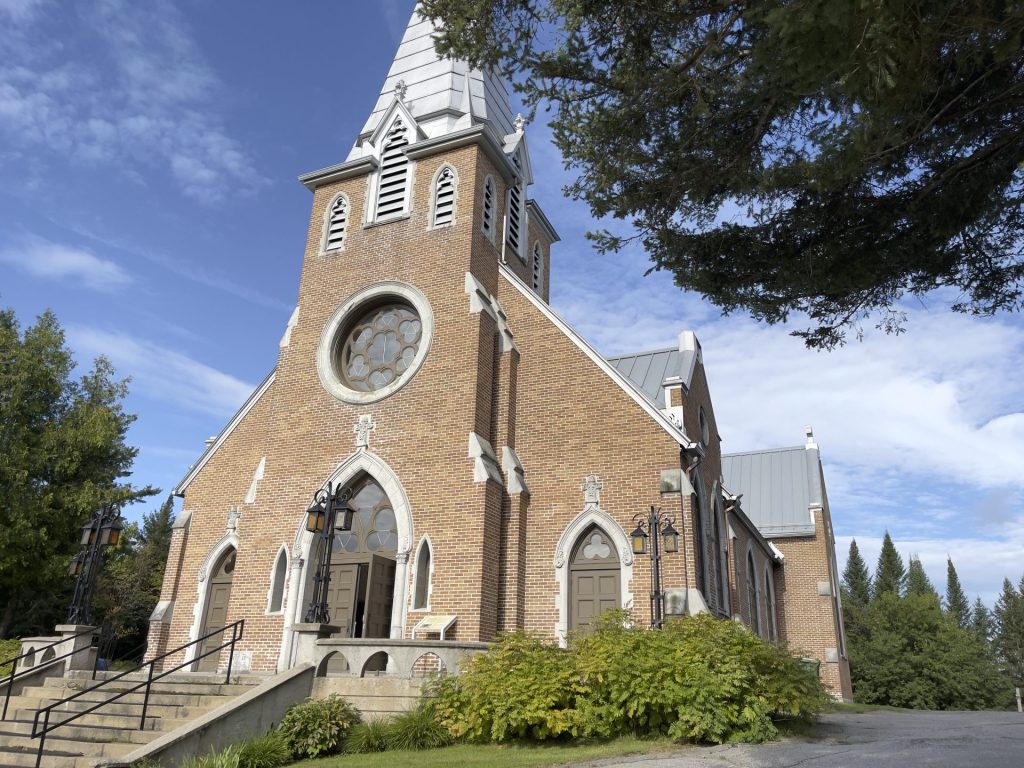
[720,446,822,537]
[357,4,515,143]
[606,342,699,406]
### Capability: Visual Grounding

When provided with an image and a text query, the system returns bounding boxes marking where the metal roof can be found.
[720,445,822,537]
[607,340,701,406]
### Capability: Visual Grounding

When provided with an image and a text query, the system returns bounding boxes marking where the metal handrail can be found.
[29,619,244,768]
[1,627,98,721]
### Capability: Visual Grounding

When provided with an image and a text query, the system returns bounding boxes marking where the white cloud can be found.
[0,237,131,291]
[67,326,256,419]
[0,0,264,202]
[0,0,46,21]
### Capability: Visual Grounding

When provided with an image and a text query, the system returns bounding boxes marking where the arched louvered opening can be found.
[432,166,456,227]
[324,195,348,251]
[506,153,524,260]
[376,120,410,220]
[532,241,543,294]
[482,175,495,240]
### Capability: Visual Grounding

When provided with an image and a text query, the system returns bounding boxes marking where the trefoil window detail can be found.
[432,166,456,228]
[376,120,410,220]
[324,195,349,252]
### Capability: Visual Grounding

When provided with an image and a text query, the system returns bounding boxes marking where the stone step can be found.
[0,732,135,758]
[10,697,217,721]
[8,708,187,731]
[0,720,153,745]
[6,690,210,709]
[42,677,257,698]
[0,744,111,768]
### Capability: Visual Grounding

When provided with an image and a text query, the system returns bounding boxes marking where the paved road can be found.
[598,711,1024,768]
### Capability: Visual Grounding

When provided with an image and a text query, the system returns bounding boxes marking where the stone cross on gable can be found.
[354,414,376,450]
[226,506,241,533]
[581,474,603,506]
[394,79,408,103]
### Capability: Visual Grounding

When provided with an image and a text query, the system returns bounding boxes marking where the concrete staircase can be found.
[0,669,266,768]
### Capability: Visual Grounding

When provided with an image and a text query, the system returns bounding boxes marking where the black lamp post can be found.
[67,504,123,625]
[303,483,354,624]
[630,505,679,628]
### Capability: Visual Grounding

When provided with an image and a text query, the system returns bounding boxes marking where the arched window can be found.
[764,565,777,641]
[746,550,761,636]
[413,538,432,610]
[505,152,525,261]
[712,492,728,613]
[431,166,456,227]
[375,119,410,220]
[481,175,495,241]
[532,241,544,294]
[323,194,348,252]
[268,547,287,613]
[691,470,707,593]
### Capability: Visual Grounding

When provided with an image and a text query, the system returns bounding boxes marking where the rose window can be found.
[337,304,422,392]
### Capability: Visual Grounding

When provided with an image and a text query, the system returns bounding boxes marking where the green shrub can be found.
[180,745,240,768]
[345,717,393,753]
[433,612,827,746]
[0,638,21,677]
[278,694,361,759]
[386,705,453,750]
[432,631,587,742]
[237,731,290,768]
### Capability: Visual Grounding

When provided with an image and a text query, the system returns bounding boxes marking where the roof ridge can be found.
[722,444,806,457]
[605,345,676,360]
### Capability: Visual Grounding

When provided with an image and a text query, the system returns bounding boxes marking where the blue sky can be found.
[2,0,1022,607]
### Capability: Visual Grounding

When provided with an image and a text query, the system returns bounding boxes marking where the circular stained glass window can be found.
[336,303,422,393]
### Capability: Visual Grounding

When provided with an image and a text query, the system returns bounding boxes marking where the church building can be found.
[145,4,852,700]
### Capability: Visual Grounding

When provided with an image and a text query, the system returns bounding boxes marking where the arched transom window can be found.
[333,478,398,555]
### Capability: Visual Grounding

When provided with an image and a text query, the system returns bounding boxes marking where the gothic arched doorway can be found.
[197,547,235,671]
[568,526,621,631]
[307,476,398,639]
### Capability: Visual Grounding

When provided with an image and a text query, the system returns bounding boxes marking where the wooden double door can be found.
[324,554,396,638]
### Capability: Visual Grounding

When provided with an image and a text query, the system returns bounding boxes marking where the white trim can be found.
[187,536,239,667]
[553,506,634,644]
[410,535,434,612]
[174,372,276,496]
[315,281,434,405]
[429,163,458,229]
[289,450,414,644]
[265,545,289,615]
[498,264,696,449]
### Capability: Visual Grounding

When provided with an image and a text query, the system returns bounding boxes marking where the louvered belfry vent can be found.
[482,176,494,237]
[533,242,543,293]
[325,196,348,251]
[376,120,410,219]
[433,167,455,227]
[507,152,524,259]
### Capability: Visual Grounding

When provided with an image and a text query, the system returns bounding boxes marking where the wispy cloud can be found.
[0,0,264,203]
[67,326,257,419]
[0,236,131,291]
[0,0,46,22]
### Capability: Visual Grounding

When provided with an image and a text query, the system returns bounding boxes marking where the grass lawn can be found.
[290,736,679,768]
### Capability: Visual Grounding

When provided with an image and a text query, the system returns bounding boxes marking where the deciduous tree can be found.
[421,0,1024,348]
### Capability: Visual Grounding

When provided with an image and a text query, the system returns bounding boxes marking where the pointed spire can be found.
[348,2,516,160]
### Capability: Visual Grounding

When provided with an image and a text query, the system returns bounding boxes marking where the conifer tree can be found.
[972,597,994,644]
[945,557,971,628]
[994,577,1024,687]
[906,557,936,597]
[842,539,871,607]
[873,532,906,599]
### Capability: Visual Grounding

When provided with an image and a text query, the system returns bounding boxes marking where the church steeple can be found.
[346,2,516,162]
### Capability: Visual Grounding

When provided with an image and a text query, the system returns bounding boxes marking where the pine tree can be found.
[945,557,971,628]
[873,532,906,599]
[994,577,1024,687]
[842,539,872,607]
[972,597,994,644]
[906,557,936,597]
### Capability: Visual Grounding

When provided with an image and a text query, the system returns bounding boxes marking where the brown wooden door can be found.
[197,549,235,671]
[569,527,621,632]
[325,563,361,636]
[362,554,396,639]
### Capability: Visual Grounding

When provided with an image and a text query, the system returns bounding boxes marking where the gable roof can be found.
[606,335,701,406]
[720,445,822,537]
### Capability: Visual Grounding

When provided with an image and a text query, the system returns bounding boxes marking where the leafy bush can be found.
[345,717,393,753]
[278,694,361,759]
[0,638,21,677]
[180,745,240,768]
[432,632,586,742]
[386,705,453,750]
[237,731,291,768]
[434,612,827,745]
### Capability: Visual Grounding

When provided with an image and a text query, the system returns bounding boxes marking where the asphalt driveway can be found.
[600,710,1024,768]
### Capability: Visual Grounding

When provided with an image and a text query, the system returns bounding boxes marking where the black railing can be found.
[1,627,99,721]
[29,619,244,768]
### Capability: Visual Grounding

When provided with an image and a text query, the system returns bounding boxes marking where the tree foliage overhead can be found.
[0,308,153,638]
[421,0,1024,348]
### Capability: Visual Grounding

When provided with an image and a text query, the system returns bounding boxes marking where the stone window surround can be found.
[266,545,289,615]
[316,281,434,405]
